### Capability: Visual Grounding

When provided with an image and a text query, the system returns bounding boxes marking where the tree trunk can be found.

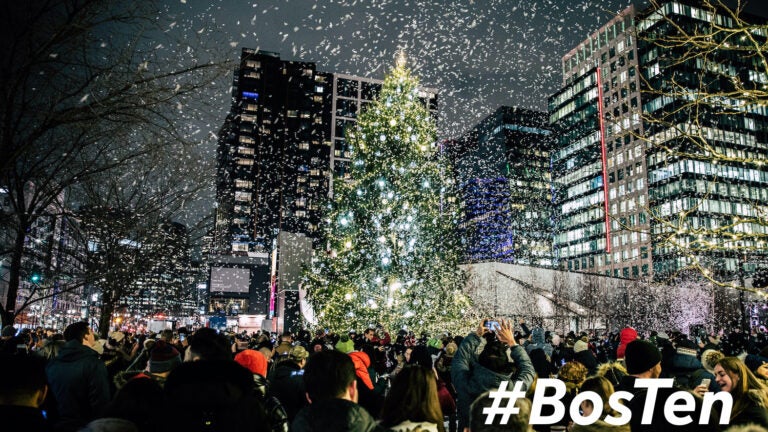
[2,226,27,327]
[98,297,114,339]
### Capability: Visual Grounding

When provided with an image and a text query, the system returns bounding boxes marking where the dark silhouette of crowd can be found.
[2,319,768,432]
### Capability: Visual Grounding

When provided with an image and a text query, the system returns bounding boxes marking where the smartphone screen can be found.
[485,321,500,331]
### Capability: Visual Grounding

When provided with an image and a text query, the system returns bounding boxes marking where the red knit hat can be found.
[149,340,181,373]
[234,349,268,378]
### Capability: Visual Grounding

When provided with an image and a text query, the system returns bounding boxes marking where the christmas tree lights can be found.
[304,52,472,333]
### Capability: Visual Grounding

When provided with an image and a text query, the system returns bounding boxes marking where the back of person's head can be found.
[579,376,617,416]
[105,376,164,432]
[164,360,269,431]
[0,354,47,407]
[596,362,627,387]
[159,329,173,342]
[407,345,433,369]
[469,391,532,432]
[303,349,356,402]
[558,361,588,386]
[63,321,89,342]
[380,364,445,431]
[187,330,231,361]
[479,336,514,375]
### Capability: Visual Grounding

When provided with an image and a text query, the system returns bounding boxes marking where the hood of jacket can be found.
[57,339,99,363]
[349,351,374,390]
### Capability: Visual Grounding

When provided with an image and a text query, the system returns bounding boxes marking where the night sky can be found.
[155,0,766,225]
[165,0,649,139]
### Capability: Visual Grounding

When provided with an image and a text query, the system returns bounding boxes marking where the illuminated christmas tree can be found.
[305,52,472,333]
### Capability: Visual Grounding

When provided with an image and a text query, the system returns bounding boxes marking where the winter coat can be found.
[451,333,535,431]
[616,328,637,359]
[253,374,289,432]
[46,340,111,431]
[291,398,386,432]
[731,390,768,428]
[269,361,307,422]
[574,349,598,375]
[526,328,553,358]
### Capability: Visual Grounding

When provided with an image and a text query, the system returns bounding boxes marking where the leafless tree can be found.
[0,1,231,325]
[635,0,768,294]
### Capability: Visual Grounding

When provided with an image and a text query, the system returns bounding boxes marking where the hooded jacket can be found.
[270,360,307,422]
[46,339,111,429]
[616,328,638,359]
[349,351,374,390]
[451,333,535,431]
[525,327,553,357]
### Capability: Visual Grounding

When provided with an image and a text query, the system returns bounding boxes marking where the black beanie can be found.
[625,340,662,374]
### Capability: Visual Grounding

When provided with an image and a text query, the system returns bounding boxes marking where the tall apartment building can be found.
[450,107,554,265]
[213,49,330,254]
[213,49,438,254]
[550,6,649,278]
[550,1,768,279]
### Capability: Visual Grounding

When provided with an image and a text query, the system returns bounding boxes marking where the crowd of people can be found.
[2,319,768,431]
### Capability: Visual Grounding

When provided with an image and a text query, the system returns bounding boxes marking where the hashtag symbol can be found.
[483,380,526,425]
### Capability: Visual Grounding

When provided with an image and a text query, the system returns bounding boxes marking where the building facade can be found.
[550,1,768,280]
[451,107,554,265]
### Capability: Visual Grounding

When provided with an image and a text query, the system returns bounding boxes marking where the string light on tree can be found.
[303,50,472,333]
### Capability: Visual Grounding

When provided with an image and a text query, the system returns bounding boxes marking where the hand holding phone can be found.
[485,320,500,332]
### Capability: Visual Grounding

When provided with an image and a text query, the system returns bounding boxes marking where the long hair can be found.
[579,376,620,418]
[380,364,446,432]
[716,357,768,419]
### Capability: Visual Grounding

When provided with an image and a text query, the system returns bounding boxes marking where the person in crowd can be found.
[452,319,535,431]
[596,361,627,388]
[687,349,724,393]
[184,328,231,362]
[572,376,630,432]
[274,331,294,360]
[467,392,533,432]
[37,334,66,362]
[0,353,51,431]
[554,360,588,430]
[123,337,155,372]
[164,359,270,431]
[615,327,637,363]
[291,349,385,431]
[380,364,446,432]
[620,339,720,432]
[270,345,309,422]
[694,357,768,427]
[529,348,557,378]
[526,326,554,358]
[666,336,703,388]
[81,376,163,432]
[573,338,598,375]
[335,334,356,354]
[46,321,110,432]
[116,339,182,390]
[349,349,385,418]
[234,349,289,432]
[744,354,768,383]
